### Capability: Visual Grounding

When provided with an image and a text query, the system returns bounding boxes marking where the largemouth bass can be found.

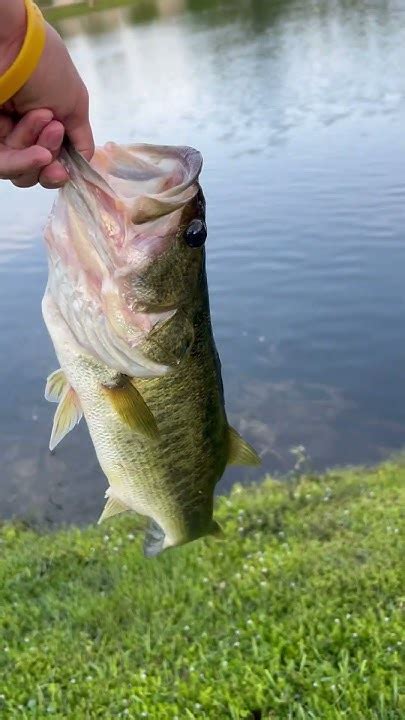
[42,141,260,556]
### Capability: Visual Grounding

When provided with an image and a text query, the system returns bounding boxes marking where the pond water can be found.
[1,0,405,523]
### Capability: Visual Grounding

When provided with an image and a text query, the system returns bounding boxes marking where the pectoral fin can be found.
[97,493,130,524]
[49,387,83,451]
[102,378,159,440]
[227,426,261,467]
[45,369,69,403]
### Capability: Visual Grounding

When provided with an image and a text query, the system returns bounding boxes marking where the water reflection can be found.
[1,0,405,523]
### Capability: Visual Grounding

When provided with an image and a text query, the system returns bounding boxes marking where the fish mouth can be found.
[62,140,203,227]
[57,140,204,277]
[100,142,203,224]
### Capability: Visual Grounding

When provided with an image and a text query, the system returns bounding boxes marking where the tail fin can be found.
[143,519,166,558]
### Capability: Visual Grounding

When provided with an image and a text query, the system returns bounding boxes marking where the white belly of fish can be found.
[42,290,168,524]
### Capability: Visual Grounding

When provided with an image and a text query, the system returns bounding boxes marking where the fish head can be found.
[45,141,206,377]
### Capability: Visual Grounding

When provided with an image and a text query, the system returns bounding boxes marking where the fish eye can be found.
[184,219,207,248]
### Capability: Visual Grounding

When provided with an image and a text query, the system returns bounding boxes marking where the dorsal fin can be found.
[227,426,261,467]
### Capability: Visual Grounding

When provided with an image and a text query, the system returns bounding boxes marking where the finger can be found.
[36,120,68,188]
[64,87,95,161]
[0,113,14,140]
[39,159,68,189]
[0,146,52,181]
[13,159,68,189]
[12,174,42,189]
[37,120,65,157]
[5,109,53,150]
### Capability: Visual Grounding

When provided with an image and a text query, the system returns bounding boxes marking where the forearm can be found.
[0,0,26,40]
[0,0,27,77]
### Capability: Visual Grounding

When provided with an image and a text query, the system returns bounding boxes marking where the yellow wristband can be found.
[0,0,46,105]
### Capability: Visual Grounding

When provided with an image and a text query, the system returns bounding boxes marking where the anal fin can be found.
[98,494,130,524]
[227,426,261,467]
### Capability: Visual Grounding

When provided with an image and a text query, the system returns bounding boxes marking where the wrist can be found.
[0,0,46,105]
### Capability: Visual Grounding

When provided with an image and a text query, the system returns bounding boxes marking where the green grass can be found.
[0,463,404,719]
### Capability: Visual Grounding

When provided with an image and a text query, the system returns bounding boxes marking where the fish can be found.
[42,139,260,557]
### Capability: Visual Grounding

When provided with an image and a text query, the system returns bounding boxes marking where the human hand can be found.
[0,1,94,188]
[0,108,65,188]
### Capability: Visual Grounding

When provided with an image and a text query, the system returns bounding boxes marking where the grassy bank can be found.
[0,464,404,719]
